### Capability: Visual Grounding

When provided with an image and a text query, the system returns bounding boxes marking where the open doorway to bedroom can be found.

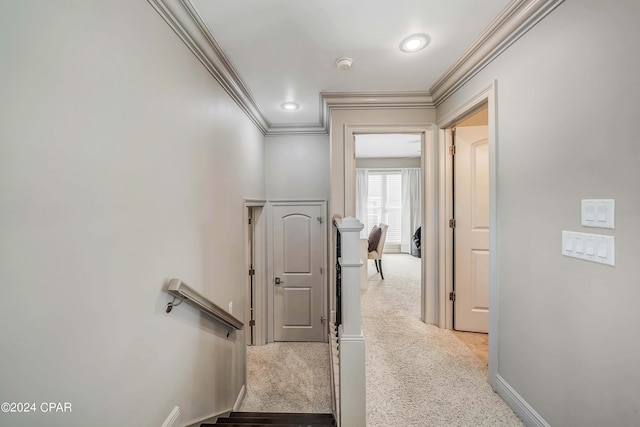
[449,106,490,365]
[443,104,490,367]
[355,133,423,319]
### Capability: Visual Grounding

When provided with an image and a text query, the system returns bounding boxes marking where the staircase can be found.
[202,411,336,427]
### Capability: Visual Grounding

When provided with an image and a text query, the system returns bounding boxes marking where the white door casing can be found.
[454,125,490,333]
[343,124,434,323]
[272,203,325,341]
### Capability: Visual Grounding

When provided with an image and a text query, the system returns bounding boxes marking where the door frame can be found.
[343,123,435,324]
[435,80,499,387]
[267,200,328,343]
[244,199,267,346]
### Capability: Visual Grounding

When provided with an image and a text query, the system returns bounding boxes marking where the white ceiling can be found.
[355,134,422,158]
[189,0,512,126]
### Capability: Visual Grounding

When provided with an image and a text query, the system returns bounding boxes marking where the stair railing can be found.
[331,216,366,427]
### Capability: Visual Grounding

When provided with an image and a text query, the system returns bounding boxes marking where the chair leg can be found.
[379,260,384,280]
[374,259,379,272]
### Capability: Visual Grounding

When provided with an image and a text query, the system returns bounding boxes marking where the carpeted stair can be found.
[202,411,336,427]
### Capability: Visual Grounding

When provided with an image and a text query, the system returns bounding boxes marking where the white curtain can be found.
[401,168,422,253]
[355,169,369,238]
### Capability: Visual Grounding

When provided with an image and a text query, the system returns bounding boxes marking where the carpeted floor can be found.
[240,253,523,426]
[363,254,522,426]
[239,342,332,413]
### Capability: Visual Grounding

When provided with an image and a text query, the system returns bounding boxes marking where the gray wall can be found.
[265,134,330,200]
[437,1,640,425]
[0,1,264,426]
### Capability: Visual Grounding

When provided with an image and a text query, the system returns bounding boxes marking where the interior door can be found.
[454,125,490,333]
[246,206,255,346]
[273,204,324,341]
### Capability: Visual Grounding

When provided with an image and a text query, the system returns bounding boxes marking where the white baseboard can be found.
[233,384,246,411]
[183,408,231,427]
[161,406,180,427]
[494,374,550,427]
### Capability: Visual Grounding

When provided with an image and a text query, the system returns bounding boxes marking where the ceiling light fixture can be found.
[335,57,353,71]
[400,33,430,53]
[281,102,299,111]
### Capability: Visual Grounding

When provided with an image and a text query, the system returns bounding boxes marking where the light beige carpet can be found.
[239,342,332,413]
[363,254,523,426]
[240,254,523,426]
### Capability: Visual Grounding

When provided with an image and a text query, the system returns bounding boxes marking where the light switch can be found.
[582,199,614,229]
[562,231,614,266]
[585,243,594,256]
[575,239,584,253]
[597,243,607,258]
[565,238,573,251]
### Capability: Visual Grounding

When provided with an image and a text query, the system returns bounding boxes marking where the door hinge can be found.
[320,267,323,275]
[449,145,456,156]
[449,218,456,229]
[248,268,255,276]
[248,217,253,225]
[249,319,256,327]
[449,291,456,302]
[317,216,323,224]
[321,316,326,324]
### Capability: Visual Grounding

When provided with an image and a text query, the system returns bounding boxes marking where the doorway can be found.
[452,107,489,334]
[448,107,490,365]
[343,124,435,324]
[245,200,266,346]
[436,81,498,383]
[269,201,327,342]
[354,134,423,294]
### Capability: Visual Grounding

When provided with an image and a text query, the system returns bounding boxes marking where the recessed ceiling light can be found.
[400,33,430,53]
[281,102,299,111]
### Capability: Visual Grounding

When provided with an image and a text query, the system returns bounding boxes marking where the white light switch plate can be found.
[562,231,615,266]
[581,199,614,229]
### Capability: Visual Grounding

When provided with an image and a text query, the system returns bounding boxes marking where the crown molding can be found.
[149,0,564,135]
[321,91,434,109]
[266,124,329,136]
[147,0,270,134]
[430,0,565,106]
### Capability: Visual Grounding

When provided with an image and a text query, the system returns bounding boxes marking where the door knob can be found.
[275,277,284,285]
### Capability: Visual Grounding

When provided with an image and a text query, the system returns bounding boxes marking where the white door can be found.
[454,125,489,333]
[272,204,324,341]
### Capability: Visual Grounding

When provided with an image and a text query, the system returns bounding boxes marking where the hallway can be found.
[241,254,522,426]
[361,254,522,426]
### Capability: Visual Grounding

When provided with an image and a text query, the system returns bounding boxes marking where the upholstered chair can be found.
[367,223,388,279]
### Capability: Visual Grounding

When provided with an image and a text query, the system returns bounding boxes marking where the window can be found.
[367,171,402,244]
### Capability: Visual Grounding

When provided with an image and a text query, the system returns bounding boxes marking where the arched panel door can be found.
[273,204,324,341]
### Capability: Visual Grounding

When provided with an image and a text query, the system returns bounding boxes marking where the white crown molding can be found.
[149,0,564,135]
[430,0,565,106]
[147,0,270,133]
[266,124,329,136]
[321,91,434,109]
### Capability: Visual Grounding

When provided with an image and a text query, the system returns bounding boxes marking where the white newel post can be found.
[337,217,366,427]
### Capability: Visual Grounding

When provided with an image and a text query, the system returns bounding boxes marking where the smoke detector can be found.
[335,57,353,71]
